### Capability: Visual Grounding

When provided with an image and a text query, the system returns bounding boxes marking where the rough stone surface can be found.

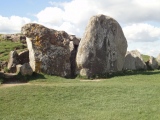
[4,50,29,73]
[0,34,26,43]
[157,54,160,64]
[7,50,19,73]
[18,50,29,64]
[16,64,22,74]
[147,56,158,70]
[20,63,33,76]
[76,14,127,77]
[123,50,147,70]
[69,41,78,76]
[0,61,8,71]
[69,35,80,46]
[21,23,80,77]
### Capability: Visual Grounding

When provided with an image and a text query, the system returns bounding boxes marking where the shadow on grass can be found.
[1,70,160,83]
[123,70,160,76]
[2,72,46,84]
[107,70,160,78]
[87,70,160,79]
[30,73,46,80]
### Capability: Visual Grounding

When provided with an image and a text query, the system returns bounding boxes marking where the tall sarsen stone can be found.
[76,14,127,77]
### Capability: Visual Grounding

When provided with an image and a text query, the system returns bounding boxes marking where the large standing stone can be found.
[157,54,160,69]
[123,50,146,70]
[147,56,158,70]
[157,54,160,64]
[76,14,127,77]
[21,23,80,77]
[7,50,19,73]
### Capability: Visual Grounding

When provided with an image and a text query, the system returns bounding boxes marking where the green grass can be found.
[0,41,27,61]
[0,78,3,84]
[1,70,160,120]
[141,54,150,62]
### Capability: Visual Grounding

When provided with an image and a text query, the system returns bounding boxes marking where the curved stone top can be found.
[76,14,128,77]
[21,23,50,38]
[21,23,80,77]
[21,23,80,48]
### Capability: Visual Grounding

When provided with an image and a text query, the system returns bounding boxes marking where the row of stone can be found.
[123,50,160,71]
[0,34,26,43]
[1,49,160,78]
[1,14,159,79]
[19,14,128,78]
[17,14,160,78]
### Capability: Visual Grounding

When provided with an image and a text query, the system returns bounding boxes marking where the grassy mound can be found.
[141,54,150,62]
[0,40,27,61]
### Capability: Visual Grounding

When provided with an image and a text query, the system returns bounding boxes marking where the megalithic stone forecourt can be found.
[21,14,128,78]
[1,14,160,78]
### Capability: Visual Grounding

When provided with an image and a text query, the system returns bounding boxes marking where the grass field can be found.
[0,41,27,61]
[141,54,150,62]
[1,70,160,120]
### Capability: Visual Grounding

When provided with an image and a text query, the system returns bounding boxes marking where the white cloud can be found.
[36,7,64,26]
[127,40,160,57]
[36,0,160,36]
[0,15,31,33]
[123,23,160,42]
[63,0,97,24]
[1,0,160,56]
[59,22,82,36]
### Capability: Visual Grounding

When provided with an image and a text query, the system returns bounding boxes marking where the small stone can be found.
[123,50,146,70]
[147,56,158,70]
[20,63,33,76]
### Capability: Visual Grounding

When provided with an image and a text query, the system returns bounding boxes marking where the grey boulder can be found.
[123,50,147,70]
[76,14,127,77]
[20,63,33,76]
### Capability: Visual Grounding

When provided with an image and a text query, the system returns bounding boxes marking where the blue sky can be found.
[0,0,62,19]
[0,0,160,57]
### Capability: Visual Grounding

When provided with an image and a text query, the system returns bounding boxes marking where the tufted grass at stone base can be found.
[1,70,160,120]
[0,78,3,84]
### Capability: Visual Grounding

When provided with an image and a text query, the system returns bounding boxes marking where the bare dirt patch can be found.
[80,79,106,82]
[0,83,30,88]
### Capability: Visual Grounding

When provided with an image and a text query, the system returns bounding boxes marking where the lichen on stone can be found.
[21,23,80,77]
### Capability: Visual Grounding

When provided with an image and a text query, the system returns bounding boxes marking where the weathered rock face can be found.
[16,64,22,74]
[157,54,160,64]
[69,41,79,76]
[0,34,26,43]
[20,63,33,76]
[76,14,127,77]
[123,50,146,70]
[18,50,29,64]
[21,23,80,77]
[7,50,19,72]
[0,61,8,71]
[6,50,29,73]
[147,56,158,70]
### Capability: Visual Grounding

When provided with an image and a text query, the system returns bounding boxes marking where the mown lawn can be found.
[0,70,160,120]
